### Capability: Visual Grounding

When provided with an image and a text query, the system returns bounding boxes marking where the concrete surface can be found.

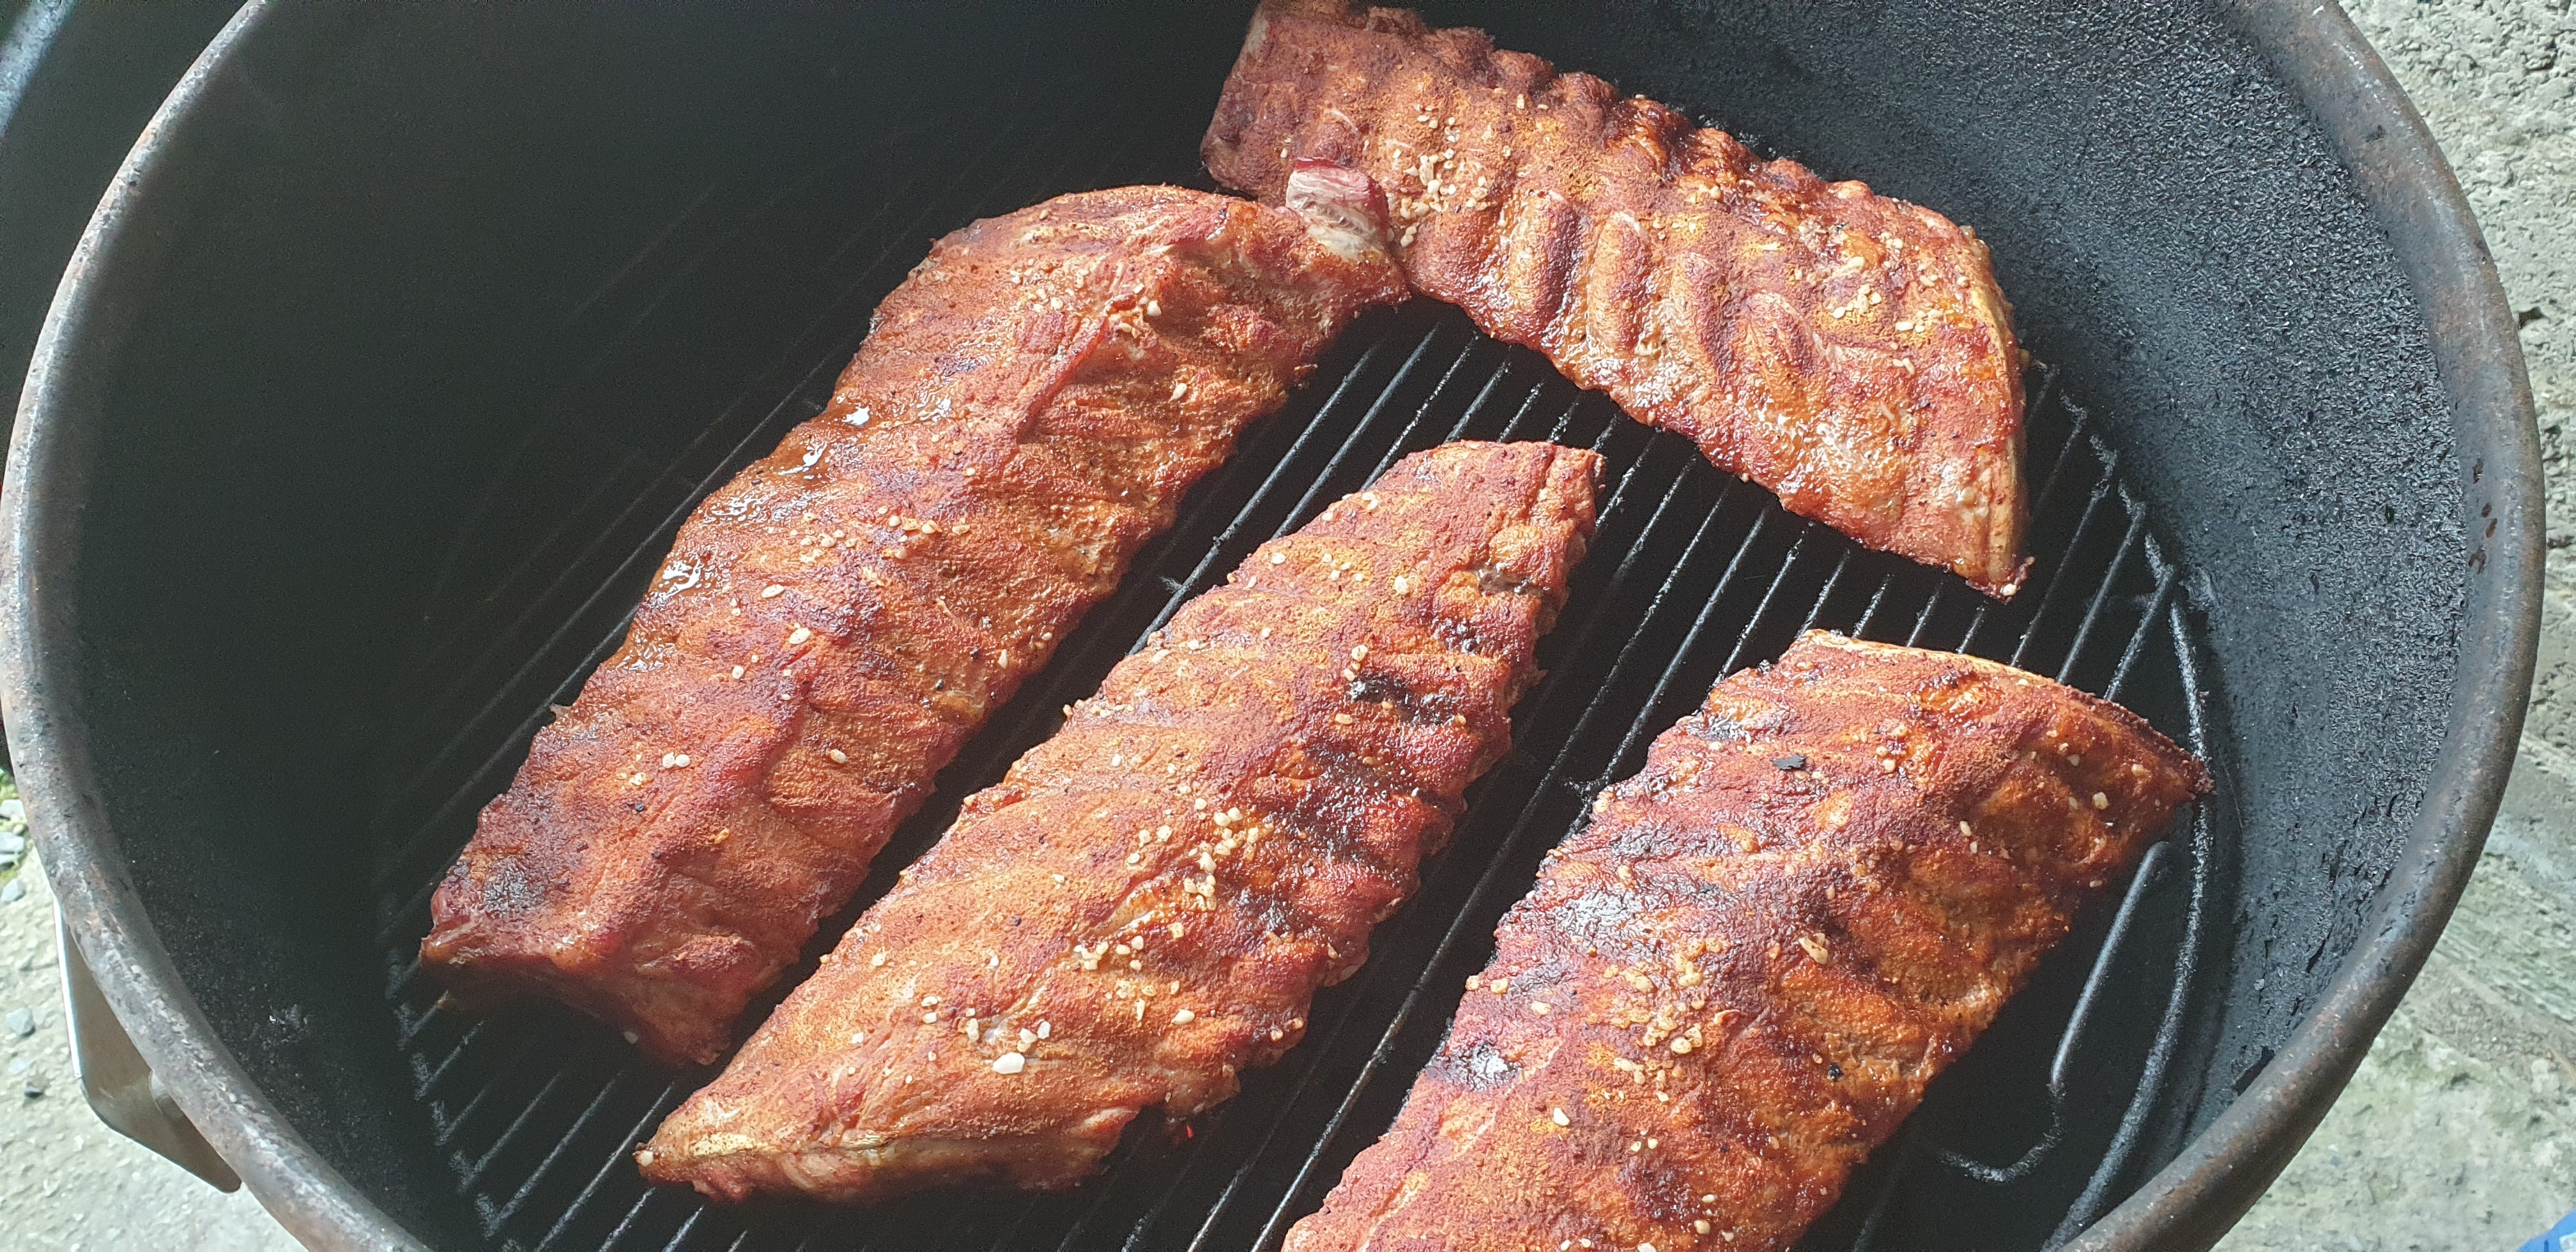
[0,2,2565,1249]
[0,839,295,1250]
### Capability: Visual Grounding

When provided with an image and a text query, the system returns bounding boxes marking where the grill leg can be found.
[59,910,241,1191]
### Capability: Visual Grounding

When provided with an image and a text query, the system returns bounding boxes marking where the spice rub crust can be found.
[424,186,1406,1065]
[640,441,1598,1202]
[1206,0,2032,595]
[1287,632,2205,1251]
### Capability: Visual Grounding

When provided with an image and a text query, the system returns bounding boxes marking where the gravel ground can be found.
[0,818,295,1248]
[0,3,2566,1249]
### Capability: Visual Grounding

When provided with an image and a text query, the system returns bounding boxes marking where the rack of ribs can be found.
[1204,0,2032,596]
[1286,632,2205,1251]
[422,182,1407,1066]
[639,440,1600,1202]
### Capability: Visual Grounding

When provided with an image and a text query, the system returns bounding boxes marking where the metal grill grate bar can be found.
[597,1191,661,1250]
[2103,561,2181,705]
[1144,325,1479,639]
[1798,550,1858,633]
[427,1025,539,1134]
[491,1071,643,1232]
[460,1067,575,1196]
[2053,612,2218,1237]
[533,1082,687,1252]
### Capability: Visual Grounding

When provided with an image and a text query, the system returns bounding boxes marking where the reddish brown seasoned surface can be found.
[422,187,1406,1065]
[641,441,1599,1202]
[1205,0,2032,595]
[1287,633,2205,1251]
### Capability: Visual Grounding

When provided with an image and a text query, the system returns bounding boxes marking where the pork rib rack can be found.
[641,440,1598,1201]
[424,185,1406,1065]
[1206,0,2032,595]
[1287,632,2205,1251]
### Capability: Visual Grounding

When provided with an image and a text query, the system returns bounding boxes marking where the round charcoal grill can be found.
[0,3,2538,1251]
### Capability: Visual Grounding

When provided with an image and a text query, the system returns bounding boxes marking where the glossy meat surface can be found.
[423,186,1406,1065]
[1204,0,2032,595]
[640,441,1600,1202]
[1288,633,2205,1251]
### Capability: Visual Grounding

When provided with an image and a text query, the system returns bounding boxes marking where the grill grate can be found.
[367,90,2221,1252]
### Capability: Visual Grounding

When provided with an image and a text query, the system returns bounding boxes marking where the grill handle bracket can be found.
[56,910,242,1192]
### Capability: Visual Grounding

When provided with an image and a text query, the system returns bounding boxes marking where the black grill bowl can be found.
[0,3,2538,1249]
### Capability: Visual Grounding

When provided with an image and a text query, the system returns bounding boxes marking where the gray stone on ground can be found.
[0,848,295,1251]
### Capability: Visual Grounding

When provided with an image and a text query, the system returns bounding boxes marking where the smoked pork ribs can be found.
[1206,0,2032,595]
[424,183,1406,1065]
[1287,632,2204,1251]
[640,440,1598,1201]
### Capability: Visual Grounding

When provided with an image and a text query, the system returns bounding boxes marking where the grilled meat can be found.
[1204,0,2032,595]
[422,185,1406,1066]
[640,441,1600,1202]
[1287,632,2205,1251]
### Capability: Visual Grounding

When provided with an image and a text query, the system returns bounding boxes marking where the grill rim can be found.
[0,5,417,1249]
[0,2,2538,1251]
[2065,3,2545,1249]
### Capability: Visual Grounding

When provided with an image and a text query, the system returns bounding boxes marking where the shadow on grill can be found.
[362,79,2224,1252]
